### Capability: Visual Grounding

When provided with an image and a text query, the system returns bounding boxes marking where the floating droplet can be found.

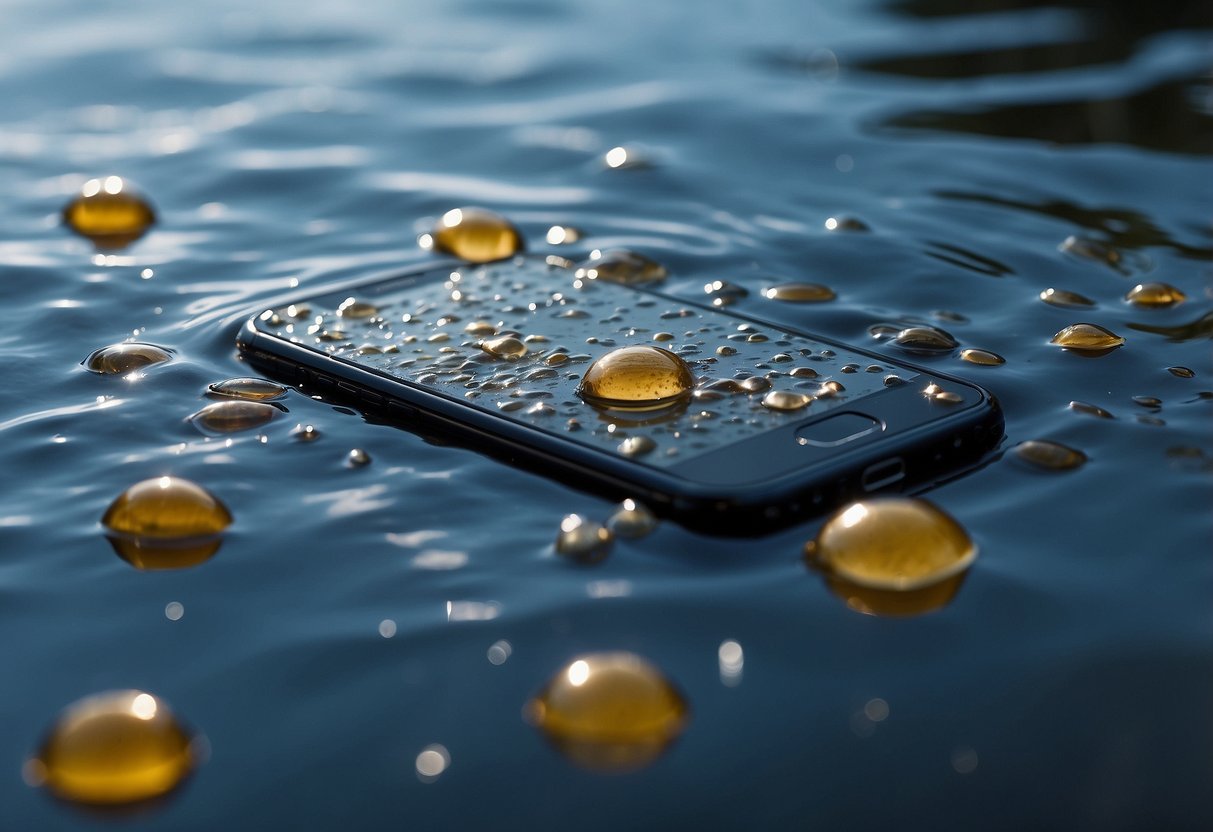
[715,345,737,357]
[101,477,231,570]
[293,424,322,441]
[545,352,570,366]
[1039,288,1096,308]
[824,216,869,232]
[618,435,657,458]
[347,448,371,467]
[479,336,528,361]
[805,499,976,617]
[1013,440,1087,471]
[761,390,812,411]
[430,207,524,263]
[546,225,583,245]
[893,326,958,354]
[1050,323,1125,353]
[525,652,688,772]
[1060,235,1122,267]
[555,514,613,564]
[29,690,197,806]
[761,283,836,303]
[207,377,287,401]
[1068,400,1114,419]
[703,280,748,307]
[604,145,649,170]
[607,499,658,538]
[1125,282,1186,308]
[1132,395,1162,409]
[959,348,1005,366]
[578,346,693,410]
[739,376,772,394]
[63,177,156,248]
[1167,366,1195,378]
[188,401,277,435]
[84,343,172,375]
[575,249,667,286]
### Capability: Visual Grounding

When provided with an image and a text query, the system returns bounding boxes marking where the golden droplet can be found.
[479,336,528,361]
[1068,400,1114,419]
[1050,323,1125,353]
[555,514,613,564]
[1125,282,1186,308]
[336,300,379,319]
[1013,440,1087,471]
[83,343,173,375]
[607,499,658,539]
[63,177,156,248]
[893,326,958,353]
[464,321,497,336]
[1167,366,1195,378]
[525,652,688,773]
[761,283,836,303]
[101,477,232,570]
[207,377,287,401]
[431,207,524,263]
[578,346,694,410]
[761,390,812,411]
[805,499,976,617]
[188,401,277,435]
[1039,288,1095,308]
[959,348,1005,366]
[574,249,667,286]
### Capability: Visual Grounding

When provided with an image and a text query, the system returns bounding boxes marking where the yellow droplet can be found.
[31,690,197,805]
[893,326,958,353]
[578,346,694,410]
[188,401,277,435]
[479,336,528,361]
[555,514,613,564]
[1039,288,1095,308]
[83,343,172,375]
[805,499,976,617]
[1125,282,1186,308]
[207,377,287,401]
[525,652,688,772]
[761,283,836,303]
[1050,323,1125,352]
[1013,440,1087,471]
[63,177,156,248]
[464,321,497,336]
[101,477,232,570]
[574,249,667,286]
[761,390,812,411]
[959,348,1005,366]
[430,207,524,263]
[607,499,658,539]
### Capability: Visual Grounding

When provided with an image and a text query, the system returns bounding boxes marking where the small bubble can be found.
[207,377,287,401]
[762,283,836,303]
[1167,366,1195,378]
[1068,401,1114,419]
[164,602,184,621]
[1039,288,1095,309]
[1050,323,1124,353]
[546,225,583,245]
[102,477,232,570]
[487,640,513,665]
[378,619,397,638]
[63,177,156,248]
[479,336,528,361]
[524,652,688,773]
[189,401,277,435]
[293,424,322,441]
[578,346,694,410]
[575,249,667,286]
[430,207,524,263]
[892,326,958,354]
[83,343,173,375]
[607,499,658,538]
[415,744,451,783]
[951,747,979,775]
[555,514,613,564]
[959,348,1004,366]
[347,448,371,467]
[1125,282,1186,308]
[762,390,812,411]
[1013,440,1087,471]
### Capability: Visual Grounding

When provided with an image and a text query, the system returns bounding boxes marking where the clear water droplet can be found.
[761,390,812,411]
[1039,288,1096,308]
[959,348,1005,366]
[1050,323,1125,352]
[346,448,371,467]
[574,249,667,286]
[578,346,694,410]
[618,435,657,457]
[101,477,232,570]
[84,343,172,375]
[1125,282,1186,308]
[607,499,658,538]
[207,377,287,401]
[555,514,613,564]
[431,207,524,263]
[761,283,836,303]
[479,336,528,361]
[1013,440,1087,471]
[893,326,958,354]
[63,177,156,248]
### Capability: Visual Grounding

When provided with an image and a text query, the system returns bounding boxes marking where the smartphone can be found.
[236,256,1003,535]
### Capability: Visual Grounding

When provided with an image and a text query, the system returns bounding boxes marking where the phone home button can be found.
[795,412,883,448]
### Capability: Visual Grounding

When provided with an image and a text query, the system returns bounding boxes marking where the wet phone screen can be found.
[254,257,920,469]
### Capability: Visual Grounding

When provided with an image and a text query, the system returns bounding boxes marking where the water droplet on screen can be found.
[804,499,976,617]
[703,280,748,307]
[83,343,172,375]
[959,348,1005,366]
[188,401,277,435]
[574,249,667,286]
[1039,288,1096,308]
[524,652,688,772]
[1125,282,1186,308]
[62,177,156,248]
[892,326,958,354]
[336,300,378,319]
[545,352,570,366]
[1167,366,1195,378]
[346,448,371,467]
[1050,323,1124,353]
[761,390,812,411]
[479,336,528,361]
[618,435,657,457]
[715,345,737,357]
[739,376,772,394]
[607,499,658,538]
[464,321,497,336]
[578,346,693,410]
[101,477,232,570]
[207,378,287,401]
[430,207,524,263]
[555,514,613,564]
[818,380,845,396]
[1013,440,1087,471]
[761,283,836,303]
[789,366,819,379]
[30,690,197,805]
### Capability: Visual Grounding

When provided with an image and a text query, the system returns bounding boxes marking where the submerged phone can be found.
[237,256,1003,535]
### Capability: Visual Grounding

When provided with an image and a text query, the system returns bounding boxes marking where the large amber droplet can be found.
[188,401,277,435]
[574,249,668,286]
[430,207,524,263]
[893,326,958,354]
[1125,282,1186,308]
[63,177,156,249]
[101,477,232,570]
[805,499,976,617]
[578,346,694,410]
[525,652,688,773]
[1050,323,1125,353]
[83,343,173,375]
[29,690,196,806]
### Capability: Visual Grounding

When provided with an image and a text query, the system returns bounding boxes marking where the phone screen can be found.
[256,258,919,468]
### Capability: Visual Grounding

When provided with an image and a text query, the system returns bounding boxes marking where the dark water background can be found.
[1,0,1210,828]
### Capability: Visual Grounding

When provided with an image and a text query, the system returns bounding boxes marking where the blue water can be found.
[0,0,1210,828]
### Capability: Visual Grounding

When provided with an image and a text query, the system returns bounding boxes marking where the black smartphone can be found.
[236,256,1003,535]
